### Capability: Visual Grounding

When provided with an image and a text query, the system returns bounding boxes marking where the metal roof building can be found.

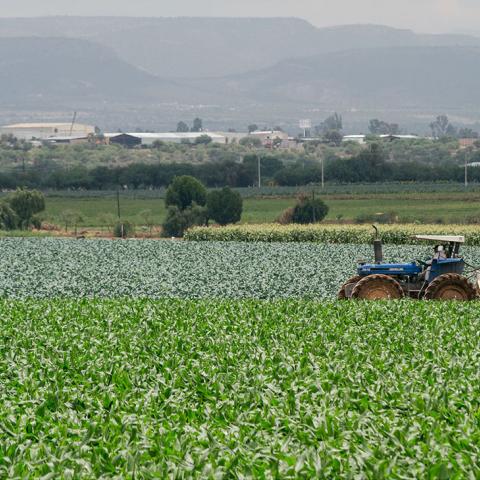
[0,123,96,140]
[104,132,248,146]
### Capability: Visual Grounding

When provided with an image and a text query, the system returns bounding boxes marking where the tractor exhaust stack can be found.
[373,225,383,264]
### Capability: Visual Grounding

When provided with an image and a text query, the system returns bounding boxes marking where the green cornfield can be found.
[186,223,480,245]
[1,300,479,478]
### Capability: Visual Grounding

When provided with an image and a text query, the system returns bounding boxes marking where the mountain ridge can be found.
[1,19,480,129]
[0,17,479,78]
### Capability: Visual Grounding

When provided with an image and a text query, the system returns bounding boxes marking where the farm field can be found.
[0,238,459,298]
[1,299,480,478]
[41,190,480,227]
[187,223,480,245]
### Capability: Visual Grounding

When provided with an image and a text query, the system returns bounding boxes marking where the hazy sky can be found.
[1,0,479,34]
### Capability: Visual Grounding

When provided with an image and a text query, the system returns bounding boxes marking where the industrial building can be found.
[104,132,247,147]
[249,130,289,145]
[342,134,420,144]
[0,122,96,140]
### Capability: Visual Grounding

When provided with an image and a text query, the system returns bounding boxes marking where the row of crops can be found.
[186,223,480,245]
[1,299,479,478]
[26,182,480,198]
[2,238,480,477]
[0,238,468,298]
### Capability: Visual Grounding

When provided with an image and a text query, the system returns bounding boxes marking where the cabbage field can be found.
[1,238,480,478]
[1,237,479,299]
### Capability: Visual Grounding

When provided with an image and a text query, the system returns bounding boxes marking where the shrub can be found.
[195,135,212,145]
[207,187,243,226]
[276,207,295,225]
[0,202,18,230]
[31,215,42,230]
[291,197,329,224]
[59,210,84,232]
[162,204,207,238]
[165,176,207,210]
[7,188,45,229]
[114,221,135,238]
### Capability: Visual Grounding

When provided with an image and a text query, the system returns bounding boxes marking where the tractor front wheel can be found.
[423,274,477,301]
[351,274,404,300]
[337,275,363,300]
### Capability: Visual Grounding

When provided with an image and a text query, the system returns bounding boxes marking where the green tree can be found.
[207,187,243,226]
[113,221,135,238]
[191,118,203,132]
[324,113,343,131]
[162,204,207,237]
[323,130,343,146]
[369,119,400,135]
[316,113,342,135]
[59,209,83,234]
[430,115,456,138]
[151,140,165,149]
[248,124,258,133]
[291,195,329,224]
[458,128,479,139]
[0,202,18,230]
[165,176,207,210]
[195,135,212,145]
[176,121,189,133]
[240,136,262,147]
[8,188,45,229]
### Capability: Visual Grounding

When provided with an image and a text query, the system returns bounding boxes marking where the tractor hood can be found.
[358,262,422,277]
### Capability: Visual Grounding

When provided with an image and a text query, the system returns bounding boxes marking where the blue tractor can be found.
[339,228,479,300]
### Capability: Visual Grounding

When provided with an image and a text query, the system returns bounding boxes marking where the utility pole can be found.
[257,154,261,188]
[69,111,77,136]
[116,187,121,219]
[316,146,325,190]
[116,186,124,238]
[312,190,316,223]
[465,159,468,188]
[321,156,325,190]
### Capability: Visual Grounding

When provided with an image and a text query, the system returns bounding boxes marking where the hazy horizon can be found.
[1,0,479,35]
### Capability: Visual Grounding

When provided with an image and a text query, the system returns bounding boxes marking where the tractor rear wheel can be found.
[337,276,363,300]
[351,274,404,300]
[423,274,477,301]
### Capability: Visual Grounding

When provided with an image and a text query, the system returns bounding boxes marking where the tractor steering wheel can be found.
[416,259,429,267]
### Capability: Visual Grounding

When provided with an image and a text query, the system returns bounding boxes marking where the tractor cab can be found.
[339,229,477,301]
[414,235,465,282]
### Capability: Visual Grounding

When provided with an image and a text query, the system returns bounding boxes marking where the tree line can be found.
[2,144,480,190]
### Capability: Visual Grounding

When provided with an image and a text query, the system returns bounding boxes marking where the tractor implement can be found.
[339,228,479,300]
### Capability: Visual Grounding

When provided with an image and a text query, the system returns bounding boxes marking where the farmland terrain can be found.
[1,299,479,477]
[40,191,480,228]
[0,238,477,298]
[1,238,480,476]
[2,14,480,480]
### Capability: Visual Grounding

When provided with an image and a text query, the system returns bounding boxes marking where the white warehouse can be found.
[0,123,96,140]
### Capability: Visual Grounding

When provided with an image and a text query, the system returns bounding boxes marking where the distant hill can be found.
[0,37,200,106]
[2,38,480,119]
[204,46,480,109]
[1,18,480,78]
[0,17,320,77]
[1,18,480,130]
